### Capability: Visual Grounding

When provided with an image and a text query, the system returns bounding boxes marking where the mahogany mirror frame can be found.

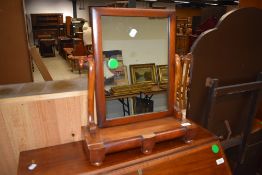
[92,7,176,127]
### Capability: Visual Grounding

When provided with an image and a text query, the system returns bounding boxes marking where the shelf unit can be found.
[31,13,63,45]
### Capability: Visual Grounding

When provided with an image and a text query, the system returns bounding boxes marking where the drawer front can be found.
[116,142,231,175]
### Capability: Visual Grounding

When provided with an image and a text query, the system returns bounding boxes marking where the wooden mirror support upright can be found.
[86,56,96,133]
[82,8,195,166]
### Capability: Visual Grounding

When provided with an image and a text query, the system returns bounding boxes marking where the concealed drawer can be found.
[122,142,231,175]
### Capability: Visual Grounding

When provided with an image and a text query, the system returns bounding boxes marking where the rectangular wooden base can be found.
[82,117,196,166]
[18,124,231,175]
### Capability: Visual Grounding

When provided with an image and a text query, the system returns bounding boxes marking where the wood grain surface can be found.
[30,47,53,81]
[18,127,231,175]
[0,82,89,175]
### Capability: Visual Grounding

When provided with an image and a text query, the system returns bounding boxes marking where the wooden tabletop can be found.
[0,78,87,100]
[106,85,166,100]
[18,125,232,175]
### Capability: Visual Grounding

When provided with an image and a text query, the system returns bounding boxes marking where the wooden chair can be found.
[174,53,192,113]
[68,39,88,74]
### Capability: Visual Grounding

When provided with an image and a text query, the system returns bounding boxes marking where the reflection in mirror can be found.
[101,16,169,120]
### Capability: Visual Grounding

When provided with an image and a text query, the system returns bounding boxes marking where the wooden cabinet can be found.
[18,125,231,175]
[39,39,55,57]
[176,34,190,55]
[31,13,63,45]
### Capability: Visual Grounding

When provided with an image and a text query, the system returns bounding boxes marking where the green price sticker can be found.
[108,58,119,69]
[211,144,219,154]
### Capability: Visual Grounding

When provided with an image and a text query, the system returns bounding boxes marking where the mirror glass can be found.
[101,16,169,120]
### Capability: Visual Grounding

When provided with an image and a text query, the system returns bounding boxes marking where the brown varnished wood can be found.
[103,111,174,127]
[0,0,33,85]
[85,7,188,166]
[87,57,96,133]
[31,13,63,45]
[168,8,176,117]
[91,7,176,128]
[187,8,262,173]
[30,47,53,81]
[188,8,262,129]
[94,7,176,17]
[91,7,106,127]
[83,117,191,165]
[180,54,192,109]
[88,117,186,141]
[174,54,182,110]
[72,39,87,56]
[174,54,192,111]
[125,141,231,175]
[18,126,231,175]
[240,0,262,8]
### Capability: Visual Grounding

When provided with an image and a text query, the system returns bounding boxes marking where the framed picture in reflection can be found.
[130,63,157,84]
[157,65,168,84]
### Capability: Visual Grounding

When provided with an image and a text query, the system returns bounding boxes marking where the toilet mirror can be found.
[91,8,176,127]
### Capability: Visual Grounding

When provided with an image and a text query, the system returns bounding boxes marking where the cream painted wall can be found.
[24,0,74,44]
[24,0,73,21]
[77,1,176,22]
[24,0,177,24]
[101,16,169,118]
[77,0,110,21]
[102,16,169,79]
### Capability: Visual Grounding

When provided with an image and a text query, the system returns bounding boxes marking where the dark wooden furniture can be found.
[66,16,72,37]
[39,39,55,57]
[176,34,190,56]
[187,8,262,174]
[175,17,192,56]
[80,7,230,171]
[18,126,231,175]
[75,32,83,40]
[66,38,88,74]
[67,55,88,74]
[63,47,73,58]
[58,37,73,58]
[31,13,63,45]
[37,34,52,46]
[82,8,192,166]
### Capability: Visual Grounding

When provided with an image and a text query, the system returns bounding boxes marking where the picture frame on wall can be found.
[130,63,157,84]
[157,65,168,84]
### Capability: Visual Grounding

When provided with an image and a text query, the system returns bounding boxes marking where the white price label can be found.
[28,163,37,170]
[181,122,191,126]
[216,158,224,165]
